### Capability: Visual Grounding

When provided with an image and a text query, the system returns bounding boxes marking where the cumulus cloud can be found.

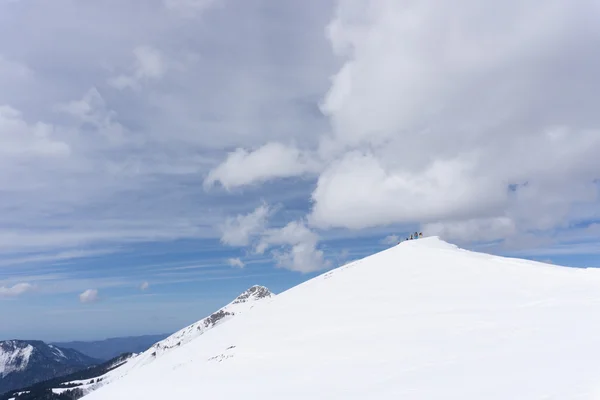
[257,220,329,273]
[0,283,35,298]
[219,204,328,272]
[227,257,245,268]
[220,204,271,246]
[79,289,99,303]
[108,46,167,90]
[204,143,319,190]
[306,0,600,241]
[209,0,600,250]
[140,281,150,290]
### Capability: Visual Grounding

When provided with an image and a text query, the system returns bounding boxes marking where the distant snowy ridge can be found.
[0,352,136,400]
[0,342,33,378]
[86,237,600,400]
[0,340,98,395]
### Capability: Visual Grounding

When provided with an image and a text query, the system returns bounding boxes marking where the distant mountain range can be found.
[52,334,170,361]
[0,341,98,395]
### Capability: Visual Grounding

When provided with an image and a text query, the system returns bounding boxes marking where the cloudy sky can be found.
[1,0,600,341]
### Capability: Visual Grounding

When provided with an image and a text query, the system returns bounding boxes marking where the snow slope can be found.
[68,286,274,397]
[86,237,600,399]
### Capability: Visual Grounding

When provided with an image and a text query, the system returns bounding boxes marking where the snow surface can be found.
[0,342,33,377]
[86,237,600,399]
[74,286,274,397]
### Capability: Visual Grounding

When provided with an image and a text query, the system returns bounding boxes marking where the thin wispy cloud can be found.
[0,283,35,298]
[0,248,118,268]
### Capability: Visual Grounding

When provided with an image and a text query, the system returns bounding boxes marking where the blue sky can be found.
[1,0,600,341]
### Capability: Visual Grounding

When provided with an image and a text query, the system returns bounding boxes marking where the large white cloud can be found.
[310,0,600,236]
[210,0,600,247]
[205,143,319,190]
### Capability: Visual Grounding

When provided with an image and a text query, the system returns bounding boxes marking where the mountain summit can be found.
[232,285,272,304]
[87,238,600,399]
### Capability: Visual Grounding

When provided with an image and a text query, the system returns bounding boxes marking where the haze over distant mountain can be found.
[0,341,98,395]
[52,334,170,361]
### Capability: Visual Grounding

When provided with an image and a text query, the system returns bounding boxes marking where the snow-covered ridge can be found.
[76,285,274,396]
[143,285,274,360]
[0,342,33,377]
[0,340,98,395]
[87,237,600,400]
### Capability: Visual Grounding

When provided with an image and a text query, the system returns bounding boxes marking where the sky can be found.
[1,0,600,342]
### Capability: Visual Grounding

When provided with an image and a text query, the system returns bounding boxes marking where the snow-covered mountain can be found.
[15,285,275,399]
[0,352,135,400]
[119,285,274,370]
[85,237,600,399]
[0,341,98,395]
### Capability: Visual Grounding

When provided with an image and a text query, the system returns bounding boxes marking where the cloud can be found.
[140,281,150,290]
[257,220,329,273]
[204,143,319,190]
[220,203,271,246]
[220,203,328,273]
[227,258,245,268]
[0,248,118,268]
[305,0,600,240]
[206,0,600,254]
[0,283,35,298]
[0,0,332,260]
[382,235,399,245]
[108,46,167,90]
[423,218,517,243]
[79,289,99,303]
[0,105,70,158]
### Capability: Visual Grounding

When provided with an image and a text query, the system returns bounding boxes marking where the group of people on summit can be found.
[405,232,423,241]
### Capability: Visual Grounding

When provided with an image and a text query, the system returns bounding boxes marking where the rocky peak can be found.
[232,286,272,304]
